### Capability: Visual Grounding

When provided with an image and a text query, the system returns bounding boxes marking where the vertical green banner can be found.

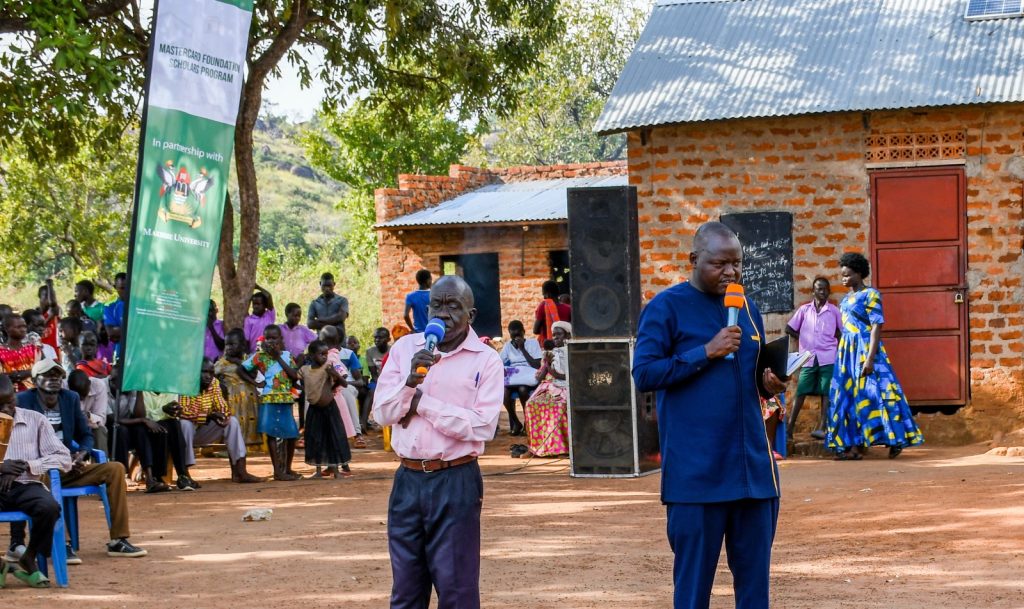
[123,0,253,394]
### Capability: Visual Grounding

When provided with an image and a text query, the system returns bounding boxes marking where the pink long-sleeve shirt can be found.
[372,328,503,461]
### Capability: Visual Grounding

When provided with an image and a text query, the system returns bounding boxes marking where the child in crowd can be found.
[346,334,372,431]
[0,313,43,392]
[215,328,262,447]
[281,303,317,366]
[299,340,351,479]
[0,304,11,343]
[65,299,98,334]
[242,324,301,481]
[761,395,786,461]
[76,330,113,378]
[59,317,83,372]
[320,326,366,449]
[243,286,276,350]
[281,302,317,438]
[535,339,556,381]
[68,368,110,454]
[365,327,390,429]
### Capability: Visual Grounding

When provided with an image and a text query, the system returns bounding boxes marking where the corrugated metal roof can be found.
[377,175,628,229]
[596,0,1024,134]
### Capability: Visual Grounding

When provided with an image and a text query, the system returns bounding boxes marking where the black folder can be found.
[755,336,786,398]
[754,336,810,398]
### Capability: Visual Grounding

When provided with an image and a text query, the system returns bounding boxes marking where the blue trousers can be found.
[387,460,483,609]
[666,498,779,609]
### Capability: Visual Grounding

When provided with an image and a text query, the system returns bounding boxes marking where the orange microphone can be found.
[723,283,745,360]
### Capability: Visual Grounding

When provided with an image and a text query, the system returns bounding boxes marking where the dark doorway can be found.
[549,250,571,296]
[440,253,502,339]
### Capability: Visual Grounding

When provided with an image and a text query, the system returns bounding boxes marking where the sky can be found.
[262,53,328,121]
[133,0,326,121]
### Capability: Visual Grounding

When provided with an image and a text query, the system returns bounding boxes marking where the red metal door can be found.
[870,167,968,406]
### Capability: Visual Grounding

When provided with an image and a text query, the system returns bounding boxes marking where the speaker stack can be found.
[566,186,660,477]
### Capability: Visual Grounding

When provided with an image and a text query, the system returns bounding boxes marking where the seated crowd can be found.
[0,272,398,586]
[0,270,573,587]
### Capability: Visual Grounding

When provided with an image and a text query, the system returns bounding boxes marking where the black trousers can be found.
[114,419,188,479]
[159,419,189,477]
[387,460,483,609]
[3,482,61,558]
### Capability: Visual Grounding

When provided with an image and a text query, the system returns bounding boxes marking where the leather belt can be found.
[400,455,477,473]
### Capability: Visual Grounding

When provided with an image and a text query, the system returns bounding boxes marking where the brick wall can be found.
[376,225,568,334]
[628,104,1024,440]
[375,161,626,336]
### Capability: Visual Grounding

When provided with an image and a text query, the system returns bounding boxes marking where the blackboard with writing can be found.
[720,211,794,313]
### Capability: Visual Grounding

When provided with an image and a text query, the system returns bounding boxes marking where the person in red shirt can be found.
[532,280,571,344]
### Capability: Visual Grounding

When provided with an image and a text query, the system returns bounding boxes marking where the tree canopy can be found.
[303,98,471,263]
[0,127,135,289]
[0,0,563,325]
[487,0,647,166]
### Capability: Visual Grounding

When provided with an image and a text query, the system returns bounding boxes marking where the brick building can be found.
[374,162,626,339]
[597,0,1024,440]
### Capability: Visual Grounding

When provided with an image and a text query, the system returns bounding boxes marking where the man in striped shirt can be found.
[0,374,70,586]
[176,358,261,483]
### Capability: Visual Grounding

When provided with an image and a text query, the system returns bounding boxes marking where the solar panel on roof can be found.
[965,0,1024,19]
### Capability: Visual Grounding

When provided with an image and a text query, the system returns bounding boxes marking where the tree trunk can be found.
[216,193,245,329]
[217,87,263,330]
[215,2,309,329]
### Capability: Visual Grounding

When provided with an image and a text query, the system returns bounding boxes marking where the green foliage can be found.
[335,191,379,267]
[2,0,564,324]
[303,98,472,264]
[259,201,314,253]
[1,0,564,163]
[488,0,647,165]
[0,128,136,286]
[250,242,381,349]
[304,99,471,191]
[0,0,146,162]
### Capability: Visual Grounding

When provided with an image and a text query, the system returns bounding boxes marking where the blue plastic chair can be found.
[0,469,70,587]
[60,449,112,552]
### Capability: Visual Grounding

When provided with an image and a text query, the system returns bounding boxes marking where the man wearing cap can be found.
[12,359,147,563]
[372,275,504,609]
[632,222,787,609]
[0,373,70,587]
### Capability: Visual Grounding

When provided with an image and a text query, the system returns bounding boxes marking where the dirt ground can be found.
[6,430,1024,608]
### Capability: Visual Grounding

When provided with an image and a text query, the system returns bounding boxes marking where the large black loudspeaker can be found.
[567,186,641,339]
[567,340,660,477]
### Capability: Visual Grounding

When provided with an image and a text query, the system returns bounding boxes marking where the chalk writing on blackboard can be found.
[720,212,794,314]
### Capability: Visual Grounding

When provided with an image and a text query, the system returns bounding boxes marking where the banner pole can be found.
[120,0,253,395]
[115,0,161,452]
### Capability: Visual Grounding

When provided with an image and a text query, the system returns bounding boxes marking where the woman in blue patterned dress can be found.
[827,253,923,460]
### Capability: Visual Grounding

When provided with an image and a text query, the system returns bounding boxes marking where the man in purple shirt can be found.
[243,285,276,350]
[204,299,225,361]
[786,277,842,441]
[373,275,503,609]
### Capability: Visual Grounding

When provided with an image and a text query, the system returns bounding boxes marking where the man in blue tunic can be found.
[633,221,786,609]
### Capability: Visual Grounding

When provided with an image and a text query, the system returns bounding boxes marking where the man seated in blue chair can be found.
[0,374,71,587]
[11,359,147,564]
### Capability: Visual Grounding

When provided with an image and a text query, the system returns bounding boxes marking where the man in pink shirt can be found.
[372,275,503,609]
[786,277,842,441]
